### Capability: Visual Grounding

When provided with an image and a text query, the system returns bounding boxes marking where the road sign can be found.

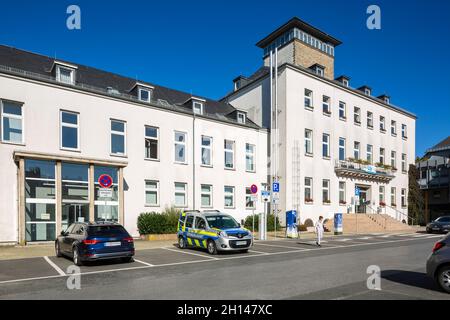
[98,188,113,198]
[272,192,280,204]
[98,174,113,188]
[250,184,258,194]
[261,190,270,202]
[272,182,280,193]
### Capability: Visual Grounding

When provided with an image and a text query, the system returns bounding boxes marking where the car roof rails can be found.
[202,209,222,213]
[183,210,200,215]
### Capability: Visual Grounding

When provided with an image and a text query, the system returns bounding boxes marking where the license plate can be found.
[433,228,440,231]
[236,241,247,246]
[104,241,121,247]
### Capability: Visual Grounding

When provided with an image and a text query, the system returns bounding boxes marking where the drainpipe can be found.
[192,112,196,210]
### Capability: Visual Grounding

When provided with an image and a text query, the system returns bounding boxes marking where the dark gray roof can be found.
[0,44,260,129]
[427,136,450,155]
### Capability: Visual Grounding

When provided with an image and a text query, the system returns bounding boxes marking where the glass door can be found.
[62,203,89,231]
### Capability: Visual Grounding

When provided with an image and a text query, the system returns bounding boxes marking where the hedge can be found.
[243,213,281,232]
[137,206,181,235]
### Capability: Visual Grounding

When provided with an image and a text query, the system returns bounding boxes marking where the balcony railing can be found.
[335,160,395,182]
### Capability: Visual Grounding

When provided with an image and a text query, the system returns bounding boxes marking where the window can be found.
[402,124,408,139]
[391,120,397,136]
[339,101,346,119]
[322,96,331,114]
[185,215,194,228]
[339,138,346,161]
[145,126,159,160]
[322,133,330,158]
[342,79,349,87]
[246,143,255,172]
[60,111,79,150]
[224,140,235,169]
[304,89,313,109]
[245,187,255,209]
[380,116,386,132]
[1,100,23,144]
[201,184,213,207]
[193,101,203,115]
[138,88,151,102]
[391,187,396,206]
[391,151,397,169]
[354,107,361,124]
[401,153,407,173]
[145,180,159,206]
[354,141,360,160]
[379,186,385,205]
[305,129,313,155]
[339,181,346,204]
[315,66,324,76]
[379,148,385,164]
[195,217,206,230]
[364,88,371,96]
[367,144,373,164]
[174,131,187,163]
[174,182,187,207]
[224,186,235,208]
[201,136,212,166]
[110,120,126,156]
[304,177,313,202]
[237,112,246,124]
[401,189,407,207]
[367,112,373,129]
[322,179,330,203]
[56,66,75,85]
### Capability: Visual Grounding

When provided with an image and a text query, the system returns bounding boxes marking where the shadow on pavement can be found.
[381,269,440,291]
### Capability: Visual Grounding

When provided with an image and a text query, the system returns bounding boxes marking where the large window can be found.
[193,101,203,115]
[110,120,126,156]
[246,143,255,172]
[367,144,373,164]
[391,120,397,136]
[25,160,56,242]
[175,131,187,164]
[401,189,407,208]
[367,112,373,129]
[224,186,235,208]
[354,141,360,160]
[380,116,386,132]
[145,126,158,160]
[94,166,119,222]
[379,148,385,164]
[391,187,397,206]
[322,133,330,158]
[322,96,331,114]
[354,107,361,124]
[56,66,75,85]
[224,140,235,169]
[322,179,330,204]
[245,187,255,209]
[174,182,187,207]
[339,138,346,161]
[201,136,213,167]
[1,100,23,144]
[60,110,79,150]
[138,88,151,102]
[304,177,313,202]
[402,153,407,173]
[339,181,346,204]
[201,184,213,208]
[379,186,385,205]
[391,151,397,169]
[339,101,346,119]
[145,180,159,206]
[402,124,408,139]
[304,89,313,109]
[305,129,313,155]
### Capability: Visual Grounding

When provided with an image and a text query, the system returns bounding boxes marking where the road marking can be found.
[255,243,309,250]
[412,234,433,238]
[0,236,440,286]
[248,249,269,255]
[356,237,372,240]
[133,259,154,267]
[162,247,219,260]
[43,256,66,276]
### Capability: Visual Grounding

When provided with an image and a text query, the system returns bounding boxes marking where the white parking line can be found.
[255,243,309,250]
[356,237,373,240]
[133,259,154,267]
[162,247,219,260]
[43,256,66,276]
[0,236,440,286]
[248,249,269,255]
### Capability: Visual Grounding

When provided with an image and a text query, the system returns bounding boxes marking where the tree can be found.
[408,164,425,225]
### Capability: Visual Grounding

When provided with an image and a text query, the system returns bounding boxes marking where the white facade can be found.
[0,72,268,243]
[227,63,416,225]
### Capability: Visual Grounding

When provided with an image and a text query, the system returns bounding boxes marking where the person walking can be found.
[315,216,324,247]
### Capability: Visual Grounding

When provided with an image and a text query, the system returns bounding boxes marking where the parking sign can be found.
[272,182,280,193]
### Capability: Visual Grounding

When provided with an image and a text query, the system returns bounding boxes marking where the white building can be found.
[0,46,268,244]
[224,17,416,226]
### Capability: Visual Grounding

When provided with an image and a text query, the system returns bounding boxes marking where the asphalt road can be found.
[0,232,449,300]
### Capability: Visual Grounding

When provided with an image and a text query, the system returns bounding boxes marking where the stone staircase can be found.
[324,213,417,234]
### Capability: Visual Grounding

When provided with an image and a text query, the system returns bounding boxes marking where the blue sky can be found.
[0,0,449,156]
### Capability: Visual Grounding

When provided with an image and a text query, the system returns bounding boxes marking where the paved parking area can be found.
[0,232,444,287]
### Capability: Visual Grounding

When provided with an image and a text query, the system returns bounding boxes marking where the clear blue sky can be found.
[0,0,449,156]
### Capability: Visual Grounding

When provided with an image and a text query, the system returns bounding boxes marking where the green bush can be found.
[243,213,281,232]
[137,206,182,235]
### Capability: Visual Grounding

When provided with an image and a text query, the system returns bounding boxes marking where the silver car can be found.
[426,233,450,293]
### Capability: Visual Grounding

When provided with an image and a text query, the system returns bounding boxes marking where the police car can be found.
[177,210,253,254]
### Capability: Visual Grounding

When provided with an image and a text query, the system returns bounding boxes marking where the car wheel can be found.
[178,236,186,249]
[72,246,83,266]
[437,266,450,293]
[55,241,62,258]
[207,240,218,255]
[121,257,133,263]
[426,229,432,234]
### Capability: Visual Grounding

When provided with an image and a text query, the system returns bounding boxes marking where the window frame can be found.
[354,141,360,160]
[193,101,204,115]
[245,143,256,173]
[339,101,347,120]
[56,65,76,85]
[354,107,361,125]
[304,89,313,109]
[322,95,331,114]
[60,110,80,151]
[110,119,127,156]
[0,99,25,145]
[322,179,330,204]
[305,129,313,155]
[380,116,386,132]
[138,87,152,103]
[367,144,373,164]
[237,112,246,124]
[402,124,408,139]
[174,182,187,208]
[224,139,235,170]
[224,185,235,209]
[201,135,213,167]
[304,177,313,203]
[379,148,385,165]
[391,187,397,206]
[200,184,213,208]
[339,181,346,204]
[367,111,373,129]
[338,137,346,161]
[391,120,397,136]
[322,133,330,158]
[401,153,407,173]
[144,180,159,207]
[174,131,187,164]
[145,126,159,161]
[401,188,407,208]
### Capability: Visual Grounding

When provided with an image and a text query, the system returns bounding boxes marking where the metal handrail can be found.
[385,204,416,226]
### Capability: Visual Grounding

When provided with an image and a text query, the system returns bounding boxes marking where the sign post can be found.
[272,182,280,239]
[260,190,270,240]
[98,174,113,221]
[250,184,258,235]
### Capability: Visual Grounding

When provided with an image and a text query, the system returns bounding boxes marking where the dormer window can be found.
[311,64,325,77]
[193,101,204,115]
[364,88,371,96]
[359,86,371,96]
[342,79,349,87]
[237,112,246,124]
[56,65,76,85]
[138,88,151,102]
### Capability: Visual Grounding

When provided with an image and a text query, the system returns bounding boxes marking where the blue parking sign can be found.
[272,182,280,193]
[355,187,360,196]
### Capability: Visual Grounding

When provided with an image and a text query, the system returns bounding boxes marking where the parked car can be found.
[55,222,135,266]
[177,210,253,254]
[426,216,450,234]
[427,233,450,293]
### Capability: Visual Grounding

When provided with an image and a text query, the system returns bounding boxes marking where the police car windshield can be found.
[206,215,239,229]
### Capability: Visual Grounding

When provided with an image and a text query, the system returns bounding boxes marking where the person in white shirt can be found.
[315,216,324,247]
